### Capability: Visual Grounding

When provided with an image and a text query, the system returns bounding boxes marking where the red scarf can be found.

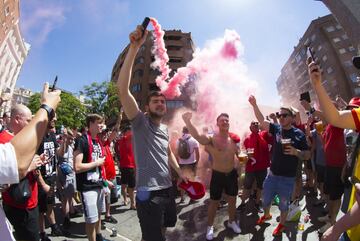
[86,132,107,181]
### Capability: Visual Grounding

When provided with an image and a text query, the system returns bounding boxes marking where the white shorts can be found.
[81,188,105,224]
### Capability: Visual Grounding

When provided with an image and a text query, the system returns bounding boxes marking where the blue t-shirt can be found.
[269,123,309,177]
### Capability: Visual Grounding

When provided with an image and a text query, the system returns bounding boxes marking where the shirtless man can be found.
[182,112,241,240]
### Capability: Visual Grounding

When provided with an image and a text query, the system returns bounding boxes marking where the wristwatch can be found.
[40,104,55,120]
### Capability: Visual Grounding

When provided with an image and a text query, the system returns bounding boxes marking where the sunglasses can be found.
[251,122,259,126]
[276,113,290,118]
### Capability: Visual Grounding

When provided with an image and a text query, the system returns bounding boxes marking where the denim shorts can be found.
[262,171,295,212]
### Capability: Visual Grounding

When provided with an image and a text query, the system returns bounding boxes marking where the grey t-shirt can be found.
[131,111,172,191]
[311,130,326,166]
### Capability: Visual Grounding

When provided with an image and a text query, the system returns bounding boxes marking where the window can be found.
[311,34,316,41]
[163,35,182,41]
[327,67,333,74]
[131,83,141,93]
[150,68,161,76]
[350,73,358,83]
[349,46,356,52]
[322,55,328,62]
[344,60,353,67]
[140,45,146,52]
[342,34,349,40]
[333,37,341,43]
[133,69,143,78]
[355,88,360,95]
[169,58,182,63]
[339,48,346,54]
[336,24,342,30]
[134,57,144,65]
[149,83,160,91]
[326,26,335,32]
[167,45,182,51]
[4,6,10,16]
[295,52,302,63]
[166,100,184,108]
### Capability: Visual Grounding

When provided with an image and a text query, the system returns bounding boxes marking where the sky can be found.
[17,0,330,107]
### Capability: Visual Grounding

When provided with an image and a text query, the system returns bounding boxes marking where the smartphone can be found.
[307,47,315,61]
[349,176,360,185]
[300,91,311,103]
[141,17,150,36]
[51,76,58,91]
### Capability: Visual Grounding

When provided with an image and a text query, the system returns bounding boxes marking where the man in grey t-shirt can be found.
[116,25,187,241]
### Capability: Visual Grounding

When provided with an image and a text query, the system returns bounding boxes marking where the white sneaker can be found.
[318,215,330,223]
[206,226,214,240]
[227,221,241,234]
[319,222,332,234]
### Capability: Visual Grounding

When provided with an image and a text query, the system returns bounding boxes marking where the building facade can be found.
[111,29,195,122]
[11,86,32,106]
[0,0,30,112]
[321,0,360,51]
[277,14,359,112]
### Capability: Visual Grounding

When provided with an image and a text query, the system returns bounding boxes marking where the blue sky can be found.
[17,0,330,107]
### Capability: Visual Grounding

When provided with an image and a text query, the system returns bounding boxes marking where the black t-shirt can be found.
[269,123,309,177]
[74,135,104,191]
[37,132,59,178]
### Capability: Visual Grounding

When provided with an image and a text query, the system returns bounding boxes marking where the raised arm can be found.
[248,95,269,132]
[182,112,211,145]
[308,58,355,129]
[117,26,148,120]
[11,83,61,179]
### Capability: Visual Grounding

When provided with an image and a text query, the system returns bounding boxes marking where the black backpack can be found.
[178,136,191,159]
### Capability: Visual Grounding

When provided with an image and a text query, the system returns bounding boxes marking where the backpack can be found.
[178,136,191,159]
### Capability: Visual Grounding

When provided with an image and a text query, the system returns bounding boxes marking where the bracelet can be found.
[40,104,55,120]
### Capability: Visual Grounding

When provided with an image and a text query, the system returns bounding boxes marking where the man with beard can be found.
[182,112,241,240]
[36,114,64,240]
[117,25,187,241]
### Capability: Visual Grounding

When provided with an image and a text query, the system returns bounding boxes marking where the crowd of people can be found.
[0,24,359,241]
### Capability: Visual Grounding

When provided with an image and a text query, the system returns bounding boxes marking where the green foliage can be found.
[27,92,87,129]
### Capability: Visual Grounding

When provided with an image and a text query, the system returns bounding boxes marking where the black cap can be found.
[353,55,360,69]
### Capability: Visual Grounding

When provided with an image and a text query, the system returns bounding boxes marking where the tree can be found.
[27,92,87,129]
[80,81,121,126]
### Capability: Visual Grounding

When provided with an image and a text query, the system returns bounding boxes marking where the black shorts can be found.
[244,169,267,190]
[3,204,39,241]
[305,159,313,170]
[120,168,136,188]
[324,166,344,200]
[38,176,56,213]
[136,187,177,241]
[316,164,326,183]
[210,169,238,200]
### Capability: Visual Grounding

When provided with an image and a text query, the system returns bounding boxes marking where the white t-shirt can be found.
[176,134,200,165]
[0,142,18,241]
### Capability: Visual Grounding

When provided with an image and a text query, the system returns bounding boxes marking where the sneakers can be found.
[254,203,263,213]
[40,232,51,241]
[104,215,118,224]
[227,221,241,234]
[206,226,214,240]
[272,223,285,237]
[256,214,272,225]
[319,222,332,234]
[50,224,63,236]
[318,215,330,223]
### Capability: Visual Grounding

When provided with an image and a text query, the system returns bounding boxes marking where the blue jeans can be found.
[263,171,295,212]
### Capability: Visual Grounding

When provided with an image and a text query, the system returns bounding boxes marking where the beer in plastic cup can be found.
[247,148,255,158]
[281,138,292,154]
[315,122,324,133]
[238,152,248,163]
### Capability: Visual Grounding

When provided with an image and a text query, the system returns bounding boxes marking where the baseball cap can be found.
[178,180,205,200]
[346,97,360,109]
